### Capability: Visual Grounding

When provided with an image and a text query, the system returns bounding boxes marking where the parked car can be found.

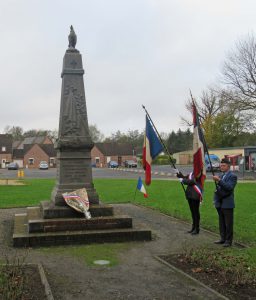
[205,154,220,172]
[124,160,137,168]
[39,161,49,170]
[8,162,19,170]
[108,161,118,168]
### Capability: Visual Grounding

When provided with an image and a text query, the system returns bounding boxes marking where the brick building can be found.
[0,134,12,168]
[91,143,136,167]
[23,144,56,169]
[12,136,56,169]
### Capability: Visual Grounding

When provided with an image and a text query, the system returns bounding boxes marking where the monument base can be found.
[13,201,152,247]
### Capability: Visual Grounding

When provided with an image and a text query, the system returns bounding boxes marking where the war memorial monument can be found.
[12,27,151,247]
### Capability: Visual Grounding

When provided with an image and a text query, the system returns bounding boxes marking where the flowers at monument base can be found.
[62,188,91,219]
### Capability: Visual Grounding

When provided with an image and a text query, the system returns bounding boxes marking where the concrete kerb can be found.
[114,167,176,177]
[112,167,256,181]
[38,263,54,300]
[154,256,230,300]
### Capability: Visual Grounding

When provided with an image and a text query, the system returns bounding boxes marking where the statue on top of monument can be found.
[68,25,77,49]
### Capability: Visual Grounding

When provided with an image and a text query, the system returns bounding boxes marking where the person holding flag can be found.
[177,101,206,235]
[177,171,202,234]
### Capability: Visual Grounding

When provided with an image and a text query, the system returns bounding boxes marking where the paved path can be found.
[0,204,227,300]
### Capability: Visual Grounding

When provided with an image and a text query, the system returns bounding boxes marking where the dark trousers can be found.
[187,198,200,230]
[216,207,234,244]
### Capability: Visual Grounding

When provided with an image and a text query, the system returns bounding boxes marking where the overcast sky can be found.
[0,0,256,137]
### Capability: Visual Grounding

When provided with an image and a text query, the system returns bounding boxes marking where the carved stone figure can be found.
[68,25,77,48]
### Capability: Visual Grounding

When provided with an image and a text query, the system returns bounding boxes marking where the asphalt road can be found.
[0,166,255,180]
[0,166,189,180]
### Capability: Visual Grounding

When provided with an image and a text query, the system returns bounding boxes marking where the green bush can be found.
[153,155,176,165]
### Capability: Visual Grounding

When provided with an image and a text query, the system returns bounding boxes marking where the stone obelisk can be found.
[51,25,99,206]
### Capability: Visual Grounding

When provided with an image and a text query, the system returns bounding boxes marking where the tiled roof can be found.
[94,143,134,156]
[34,136,45,144]
[17,137,36,149]
[13,144,56,159]
[0,134,12,154]
[12,140,22,149]
[17,136,52,149]
[40,144,56,157]
[13,149,24,159]
[23,144,34,153]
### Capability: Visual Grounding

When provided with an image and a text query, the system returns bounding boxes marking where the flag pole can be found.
[133,184,138,201]
[142,105,186,193]
[189,91,217,189]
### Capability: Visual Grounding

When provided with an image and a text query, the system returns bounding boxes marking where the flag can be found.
[142,115,163,185]
[192,102,206,201]
[137,177,148,198]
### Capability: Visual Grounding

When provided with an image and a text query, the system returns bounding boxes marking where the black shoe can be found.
[214,240,225,244]
[187,228,195,233]
[223,242,232,247]
[191,229,199,235]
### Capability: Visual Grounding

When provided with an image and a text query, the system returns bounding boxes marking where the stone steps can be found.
[28,215,133,233]
[13,215,151,247]
[40,201,114,218]
[13,202,152,247]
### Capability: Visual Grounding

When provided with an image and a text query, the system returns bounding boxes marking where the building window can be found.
[50,157,55,167]
[95,157,100,164]
[28,158,34,165]
[2,146,6,152]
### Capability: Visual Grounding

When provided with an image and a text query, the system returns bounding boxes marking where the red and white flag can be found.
[192,103,206,201]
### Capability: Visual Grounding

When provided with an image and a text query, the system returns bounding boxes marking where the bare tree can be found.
[180,87,224,126]
[222,33,256,110]
[4,125,23,140]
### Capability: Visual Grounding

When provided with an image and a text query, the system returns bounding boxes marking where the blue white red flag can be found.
[192,103,206,201]
[142,115,163,185]
[137,177,148,198]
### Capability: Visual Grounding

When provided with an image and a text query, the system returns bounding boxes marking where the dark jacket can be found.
[214,170,237,209]
[182,173,201,201]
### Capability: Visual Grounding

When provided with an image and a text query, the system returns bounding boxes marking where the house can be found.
[12,149,24,168]
[23,144,56,169]
[91,143,136,167]
[13,136,53,150]
[0,134,12,168]
[12,136,56,168]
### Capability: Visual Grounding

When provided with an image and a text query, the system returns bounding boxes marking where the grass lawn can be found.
[0,178,255,246]
[1,178,256,270]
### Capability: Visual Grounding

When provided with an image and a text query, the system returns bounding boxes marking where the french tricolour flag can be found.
[137,177,148,198]
[192,103,206,201]
[142,115,163,185]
